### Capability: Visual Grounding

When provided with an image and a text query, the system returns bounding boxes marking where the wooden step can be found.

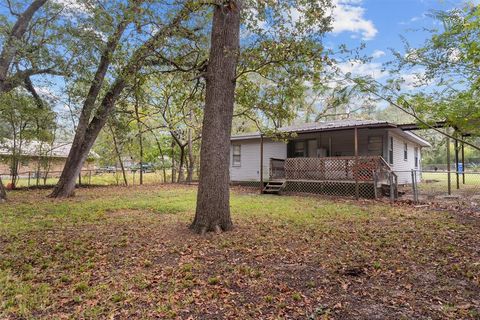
[263,181,286,194]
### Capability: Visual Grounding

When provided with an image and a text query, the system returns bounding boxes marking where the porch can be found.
[265,156,398,199]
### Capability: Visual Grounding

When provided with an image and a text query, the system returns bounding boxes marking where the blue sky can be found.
[323,0,470,83]
[327,0,463,54]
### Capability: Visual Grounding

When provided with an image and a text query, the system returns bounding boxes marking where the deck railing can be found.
[270,156,390,182]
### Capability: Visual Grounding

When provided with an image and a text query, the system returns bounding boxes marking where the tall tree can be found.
[50,2,198,197]
[190,0,241,234]
[191,0,332,233]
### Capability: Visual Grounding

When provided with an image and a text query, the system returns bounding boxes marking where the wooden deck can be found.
[267,156,398,198]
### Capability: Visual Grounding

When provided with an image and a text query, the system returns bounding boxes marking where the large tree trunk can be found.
[49,78,128,197]
[0,176,6,202]
[190,1,241,234]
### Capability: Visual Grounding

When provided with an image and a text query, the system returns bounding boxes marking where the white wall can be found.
[388,131,422,184]
[230,139,287,181]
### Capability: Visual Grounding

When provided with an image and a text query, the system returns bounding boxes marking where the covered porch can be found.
[259,126,398,198]
[265,155,397,199]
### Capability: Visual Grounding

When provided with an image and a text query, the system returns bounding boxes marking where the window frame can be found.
[232,144,241,167]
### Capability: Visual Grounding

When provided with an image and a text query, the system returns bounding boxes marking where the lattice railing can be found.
[283,156,385,182]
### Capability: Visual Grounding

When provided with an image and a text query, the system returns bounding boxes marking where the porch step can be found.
[263,181,286,194]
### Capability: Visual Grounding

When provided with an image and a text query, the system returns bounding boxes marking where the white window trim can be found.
[232,145,241,167]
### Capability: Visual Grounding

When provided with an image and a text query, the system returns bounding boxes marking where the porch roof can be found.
[231,119,431,147]
[232,119,393,140]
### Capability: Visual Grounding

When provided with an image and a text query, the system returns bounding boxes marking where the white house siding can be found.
[230,139,287,181]
[388,130,422,184]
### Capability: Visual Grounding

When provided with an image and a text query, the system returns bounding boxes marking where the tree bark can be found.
[190,1,241,234]
[0,0,47,92]
[0,175,6,201]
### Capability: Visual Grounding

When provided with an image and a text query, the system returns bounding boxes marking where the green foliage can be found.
[388,3,480,137]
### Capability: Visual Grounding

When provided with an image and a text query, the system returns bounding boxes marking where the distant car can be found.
[96,166,116,173]
[131,163,155,173]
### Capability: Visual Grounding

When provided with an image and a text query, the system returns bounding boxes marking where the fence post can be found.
[411,170,418,203]
[373,170,378,200]
[28,171,31,188]
[389,174,394,203]
[89,170,92,185]
[354,127,359,200]
[446,136,451,195]
[454,136,459,190]
[461,140,465,184]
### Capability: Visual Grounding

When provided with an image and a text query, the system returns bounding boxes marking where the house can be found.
[0,140,97,176]
[229,119,431,198]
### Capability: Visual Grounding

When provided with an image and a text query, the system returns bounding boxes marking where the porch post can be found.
[354,127,359,200]
[260,134,264,194]
[446,135,451,195]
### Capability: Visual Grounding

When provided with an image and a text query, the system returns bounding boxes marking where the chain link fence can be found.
[397,170,480,204]
[0,169,191,190]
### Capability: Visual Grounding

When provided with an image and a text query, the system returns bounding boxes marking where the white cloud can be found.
[247,0,377,41]
[53,0,90,16]
[337,60,386,80]
[372,50,385,59]
[331,0,378,40]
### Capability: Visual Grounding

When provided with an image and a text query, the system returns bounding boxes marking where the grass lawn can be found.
[1,185,479,319]
[420,172,480,195]
[9,171,170,188]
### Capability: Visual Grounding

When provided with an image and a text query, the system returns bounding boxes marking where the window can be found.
[414,147,419,168]
[232,145,241,167]
[294,141,306,157]
[389,137,394,165]
[404,142,408,161]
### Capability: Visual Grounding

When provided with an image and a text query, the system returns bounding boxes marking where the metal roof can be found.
[231,119,430,147]
[0,139,98,159]
[231,119,395,140]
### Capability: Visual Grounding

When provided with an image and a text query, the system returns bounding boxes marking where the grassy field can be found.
[2,171,171,188]
[418,171,480,195]
[1,185,479,319]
